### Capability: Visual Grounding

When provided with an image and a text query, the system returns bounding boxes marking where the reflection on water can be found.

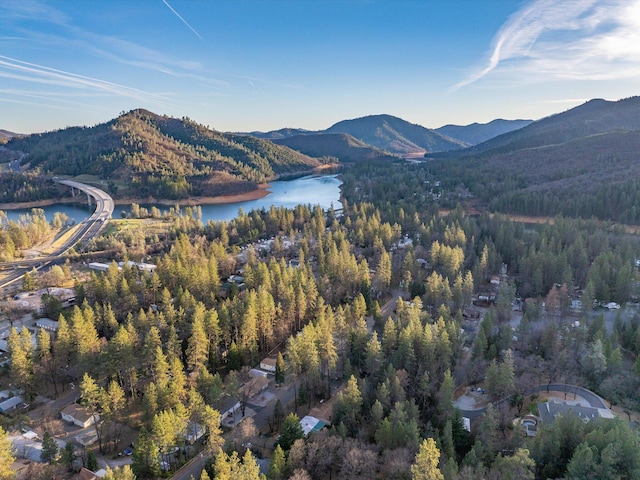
[2,174,342,224]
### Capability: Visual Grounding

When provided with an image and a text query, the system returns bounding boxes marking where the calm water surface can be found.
[2,174,342,224]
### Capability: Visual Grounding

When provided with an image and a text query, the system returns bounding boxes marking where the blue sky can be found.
[2,0,640,133]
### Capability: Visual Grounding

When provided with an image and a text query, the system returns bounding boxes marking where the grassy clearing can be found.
[109,218,172,237]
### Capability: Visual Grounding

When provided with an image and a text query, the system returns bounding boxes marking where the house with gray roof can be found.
[538,400,603,425]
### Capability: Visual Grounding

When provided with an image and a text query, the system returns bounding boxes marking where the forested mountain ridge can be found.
[445,96,640,157]
[428,96,640,223]
[273,133,398,162]
[244,114,468,155]
[243,127,313,140]
[1,109,321,199]
[434,119,532,146]
[325,114,466,154]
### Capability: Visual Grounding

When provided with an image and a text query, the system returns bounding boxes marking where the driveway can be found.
[455,383,612,422]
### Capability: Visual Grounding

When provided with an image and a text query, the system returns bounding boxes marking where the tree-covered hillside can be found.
[325,114,466,154]
[2,109,322,199]
[427,97,640,223]
[434,119,532,147]
[273,133,397,162]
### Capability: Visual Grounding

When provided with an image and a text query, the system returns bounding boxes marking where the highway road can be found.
[0,179,114,291]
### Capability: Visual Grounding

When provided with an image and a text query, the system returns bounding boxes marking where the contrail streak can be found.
[162,0,203,41]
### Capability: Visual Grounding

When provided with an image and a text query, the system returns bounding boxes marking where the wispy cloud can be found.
[162,0,203,41]
[452,0,640,91]
[0,55,174,107]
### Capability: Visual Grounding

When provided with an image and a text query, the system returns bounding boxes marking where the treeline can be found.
[425,144,640,225]
[0,172,69,203]
[490,179,640,224]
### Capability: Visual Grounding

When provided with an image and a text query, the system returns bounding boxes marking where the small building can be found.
[22,431,38,441]
[0,395,24,413]
[248,368,268,378]
[88,262,110,272]
[118,261,157,273]
[36,318,59,333]
[260,357,277,373]
[184,421,205,443]
[61,403,99,428]
[462,308,481,319]
[217,395,241,424]
[78,468,107,479]
[462,417,471,433]
[299,415,327,436]
[75,429,99,447]
[240,376,269,399]
[228,275,245,284]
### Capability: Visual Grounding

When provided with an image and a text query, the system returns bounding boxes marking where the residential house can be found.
[61,403,99,428]
[538,400,604,425]
[300,415,327,436]
[0,396,24,413]
[260,357,277,373]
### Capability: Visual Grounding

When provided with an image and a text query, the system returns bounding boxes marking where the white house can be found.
[260,357,277,373]
[61,404,99,428]
[118,261,157,273]
[299,415,327,436]
[184,422,205,443]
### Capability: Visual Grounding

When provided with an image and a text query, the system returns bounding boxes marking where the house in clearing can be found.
[300,415,327,436]
[260,357,277,373]
[61,403,99,428]
[537,400,612,425]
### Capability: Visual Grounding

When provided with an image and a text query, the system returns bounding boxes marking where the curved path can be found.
[0,179,114,290]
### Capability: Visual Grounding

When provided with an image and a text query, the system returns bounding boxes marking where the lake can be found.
[1,174,342,224]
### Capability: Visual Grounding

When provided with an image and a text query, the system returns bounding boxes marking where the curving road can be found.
[457,383,610,422]
[0,179,114,290]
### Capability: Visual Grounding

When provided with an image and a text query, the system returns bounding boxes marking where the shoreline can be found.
[0,164,340,211]
[113,183,271,207]
[0,184,272,210]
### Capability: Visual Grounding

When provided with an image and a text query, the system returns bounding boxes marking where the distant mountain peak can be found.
[325,114,465,154]
[435,119,533,147]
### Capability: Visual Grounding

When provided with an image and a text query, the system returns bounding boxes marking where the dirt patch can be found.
[308,384,344,423]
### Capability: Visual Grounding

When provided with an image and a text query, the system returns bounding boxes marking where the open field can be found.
[107,218,173,237]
